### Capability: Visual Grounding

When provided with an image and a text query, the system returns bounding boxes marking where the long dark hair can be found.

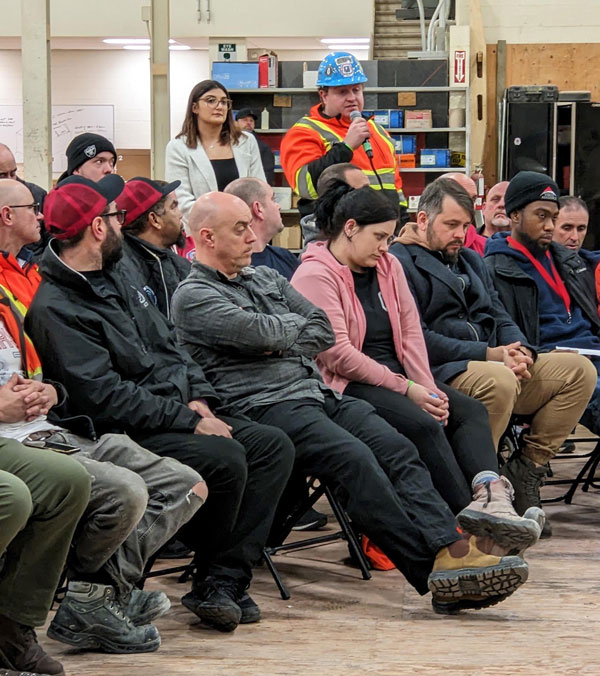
[314,182,398,239]
[176,79,242,149]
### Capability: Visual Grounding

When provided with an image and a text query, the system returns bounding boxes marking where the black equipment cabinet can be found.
[499,96,600,248]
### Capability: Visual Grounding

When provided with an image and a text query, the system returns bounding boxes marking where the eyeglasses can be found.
[197,96,233,110]
[7,202,40,215]
[101,209,127,225]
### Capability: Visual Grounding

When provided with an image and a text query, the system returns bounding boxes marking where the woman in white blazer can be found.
[166,79,266,227]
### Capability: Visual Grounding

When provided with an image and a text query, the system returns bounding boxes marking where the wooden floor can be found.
[41,437,600,676]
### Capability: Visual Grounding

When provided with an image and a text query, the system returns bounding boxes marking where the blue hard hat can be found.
[316,52,368,88]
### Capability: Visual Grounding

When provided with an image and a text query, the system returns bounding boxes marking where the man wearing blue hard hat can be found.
[281,52,407,221]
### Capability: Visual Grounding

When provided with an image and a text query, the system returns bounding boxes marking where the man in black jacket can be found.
[25,175,295,634]
[116,176,190,320]
[485,172,600,441]
[391,178,596,536]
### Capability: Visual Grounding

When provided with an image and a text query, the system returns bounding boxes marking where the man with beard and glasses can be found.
[391,177,596,537]
[480,181,510,239]
[25,175,295,635]
[0,176,208,655]
[116,177,190,320]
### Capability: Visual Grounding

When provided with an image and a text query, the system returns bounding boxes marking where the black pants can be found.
[250,393,460,595]
[135,416,294,585]
[345,381,498,514]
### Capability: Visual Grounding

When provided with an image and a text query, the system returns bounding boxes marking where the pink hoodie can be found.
[291,241,441,396]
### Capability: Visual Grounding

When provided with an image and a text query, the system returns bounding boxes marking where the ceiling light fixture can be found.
[320,38,370,44]
[325,45,370,52]
[104,38,150,45]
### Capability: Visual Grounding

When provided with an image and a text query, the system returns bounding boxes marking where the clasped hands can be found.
[0,373,58,423]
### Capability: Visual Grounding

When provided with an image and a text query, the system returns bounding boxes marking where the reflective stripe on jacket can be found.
[281,104,406,206]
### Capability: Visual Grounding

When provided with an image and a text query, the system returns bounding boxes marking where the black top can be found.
[352,267,405,375]
[211,158,240,192]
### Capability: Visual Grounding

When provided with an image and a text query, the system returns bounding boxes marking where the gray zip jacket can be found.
[172,262,337,416]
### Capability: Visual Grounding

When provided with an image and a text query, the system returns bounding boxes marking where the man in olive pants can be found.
[0,438,91,676]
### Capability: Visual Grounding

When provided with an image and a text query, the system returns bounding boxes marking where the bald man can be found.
[437,173,485,255]
[481,182,510,239]
[0,145,48,253]
[0,179,44,306]
[171,191,532,615]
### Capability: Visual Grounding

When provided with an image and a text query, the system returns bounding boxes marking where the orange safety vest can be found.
[0,286,43,379]
[281,103,406,206]
[0,252,43,378]
[0,251,41,310]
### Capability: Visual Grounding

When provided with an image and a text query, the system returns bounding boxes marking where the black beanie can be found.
[504,171,560,216]
[58,133,117,182]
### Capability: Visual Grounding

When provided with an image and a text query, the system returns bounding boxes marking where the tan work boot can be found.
[428,534,528,615]
[458,476,544,551]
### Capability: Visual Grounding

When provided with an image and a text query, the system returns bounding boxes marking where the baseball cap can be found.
[58,133,117,182]
[44,174,125,240]
[115,177,181,227]
[236,108,257,121]
[504,171,560,216]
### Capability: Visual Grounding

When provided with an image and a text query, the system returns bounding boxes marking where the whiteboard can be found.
[0,105,114,174]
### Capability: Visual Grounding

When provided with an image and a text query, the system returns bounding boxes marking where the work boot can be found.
[238,592,261,624]
[501,454,552,538]
[457,476,544,551]
[182,576,242,632]
[0,614,64,676]
[47,582,160,654]
[124,589,171,626]
[428,534,528,614]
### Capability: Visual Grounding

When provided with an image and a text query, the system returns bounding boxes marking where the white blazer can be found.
[165,131,266,227]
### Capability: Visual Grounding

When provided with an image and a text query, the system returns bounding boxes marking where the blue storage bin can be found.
[389,110,404,128]
[420,148,451,168]
[211,62,259,89]
[392,134,416,154]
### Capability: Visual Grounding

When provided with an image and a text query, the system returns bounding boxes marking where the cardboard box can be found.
[273,186,292,210]
[399,153,416,169]
[404,109,433,129]
[420,148,450,167]
[303,70,318,88]
[211,62,259,89]
[258,52,278,88]
[272,225,302,250]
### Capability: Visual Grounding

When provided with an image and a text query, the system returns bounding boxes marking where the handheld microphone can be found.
[349,110,373,158]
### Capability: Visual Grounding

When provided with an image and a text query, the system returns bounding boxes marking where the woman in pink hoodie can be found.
[292,184,519,520]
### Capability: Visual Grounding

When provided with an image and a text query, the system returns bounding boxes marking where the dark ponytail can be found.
[314,183,398,240]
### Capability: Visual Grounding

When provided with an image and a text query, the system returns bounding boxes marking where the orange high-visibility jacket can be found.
[280,103,406,207]
[0,251,43,378]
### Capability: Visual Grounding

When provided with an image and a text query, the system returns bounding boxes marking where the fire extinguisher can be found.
[471,165,485,232]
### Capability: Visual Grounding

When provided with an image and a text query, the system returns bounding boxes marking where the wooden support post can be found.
[150,0,170,180]
[21,0,51,190]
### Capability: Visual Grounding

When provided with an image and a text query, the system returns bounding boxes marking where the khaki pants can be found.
[449,353,597,465]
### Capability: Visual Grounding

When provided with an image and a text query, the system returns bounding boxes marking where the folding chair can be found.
[263,477,372,600]
[500,416,600,505]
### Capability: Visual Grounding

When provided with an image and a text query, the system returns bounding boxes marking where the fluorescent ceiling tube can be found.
[104,38,150,44]
[320,38,370,44]
[104,38,177,45]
